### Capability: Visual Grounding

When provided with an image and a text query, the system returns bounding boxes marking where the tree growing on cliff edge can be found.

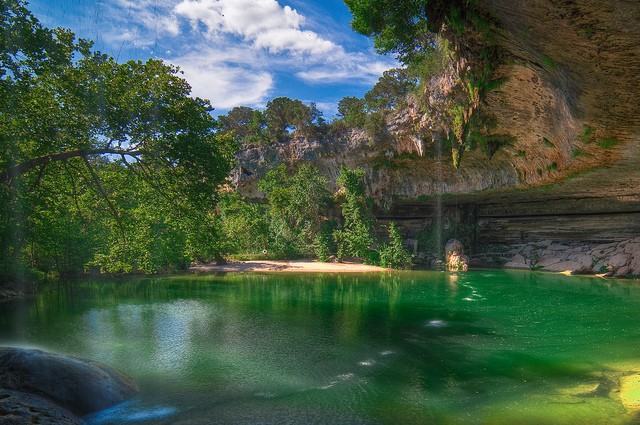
[0,1,235,280]
[344,0,467,63]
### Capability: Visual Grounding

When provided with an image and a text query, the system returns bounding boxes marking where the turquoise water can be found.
[2,270,640,424]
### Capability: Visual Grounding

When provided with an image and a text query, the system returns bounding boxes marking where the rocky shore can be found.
[476,236,640,277]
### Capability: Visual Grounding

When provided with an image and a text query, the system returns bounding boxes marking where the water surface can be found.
[1,270,640,424]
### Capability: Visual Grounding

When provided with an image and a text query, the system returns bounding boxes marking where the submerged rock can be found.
[620,374,640,412]
[0,347,138,419]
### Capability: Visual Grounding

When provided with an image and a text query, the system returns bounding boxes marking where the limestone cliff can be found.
[233,0,640,250]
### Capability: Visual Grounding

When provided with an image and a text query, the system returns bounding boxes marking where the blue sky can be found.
[28,0,397,118]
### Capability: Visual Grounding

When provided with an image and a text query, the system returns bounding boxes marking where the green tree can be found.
[0,1,234,281]
[344,0,464,63]
[258,164,333,258]
[337,96,367,128]
[218,192,269,255]
[379,222,413,269]
[333,166,378,263]
[264,97,324,143]
[364,68,417,112]
[217,106,269,146]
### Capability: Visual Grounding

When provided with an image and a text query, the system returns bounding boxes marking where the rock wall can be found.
[232,0,640,268]
[499,237,640,277]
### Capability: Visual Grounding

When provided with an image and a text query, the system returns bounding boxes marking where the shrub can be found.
[379,223,413,269]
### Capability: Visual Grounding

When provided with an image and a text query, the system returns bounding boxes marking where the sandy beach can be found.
[189,259,389,273]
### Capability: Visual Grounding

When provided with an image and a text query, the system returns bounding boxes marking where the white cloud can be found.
[93,0,398,110]
[171,51,274,109]
[108,0,180,44]
[174,0,336,55]
[296,54,396,86]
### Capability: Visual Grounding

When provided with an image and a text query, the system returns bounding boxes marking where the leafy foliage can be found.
[264,97,325,143]
[0,1,234,281]
[258,164,333,257]
[344,0,468,63]
[364,68,417,112]
[218,192,269,255]
[379,223,413,269]
[337,96,367,128]
[333,166,378,263]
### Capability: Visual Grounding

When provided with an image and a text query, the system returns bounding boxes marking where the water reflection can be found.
[1,271,640,424]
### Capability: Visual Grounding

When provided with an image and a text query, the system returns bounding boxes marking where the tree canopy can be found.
[344,0,464,62]
[1,0,235,281]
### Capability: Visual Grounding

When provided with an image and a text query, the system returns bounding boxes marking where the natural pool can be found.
[1,270,640,424]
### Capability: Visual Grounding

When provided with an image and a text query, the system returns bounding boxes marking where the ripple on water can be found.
[425,319,447,328]
[85,401,177,424]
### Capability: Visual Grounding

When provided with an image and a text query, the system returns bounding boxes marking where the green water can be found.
[2,270,640,424]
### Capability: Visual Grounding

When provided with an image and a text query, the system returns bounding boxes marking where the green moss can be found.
[546,162,558,173]
[572,149,586,158]
[598,137,621,149]
[541,54,558,70]
[543,137,555,148]
[578,24,596,38]
[516,150,526,158]
[370,155,403,171]
[536,168,543,176]
[578,125,595,144]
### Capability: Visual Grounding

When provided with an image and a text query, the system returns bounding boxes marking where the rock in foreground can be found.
[0,389,81,424]
[0,347,138,422]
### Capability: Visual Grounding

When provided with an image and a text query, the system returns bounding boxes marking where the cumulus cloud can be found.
[94,0,397,110]
[174,0,336,55]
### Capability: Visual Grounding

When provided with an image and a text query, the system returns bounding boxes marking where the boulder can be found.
[444,239,468,271]
[546,244,570,251]
[504,254,531,270]
[504,261,531,270]
[615,266,632,277]
[567,253,594,271]
[609,252,632,269]
[629,256,640,275]
[0,389,81,424]
[534,255,563,268]
[624,243,640,256]
[541,261,584,273]
[0,347,138,417]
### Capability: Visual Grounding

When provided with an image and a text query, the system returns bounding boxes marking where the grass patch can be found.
[536,168,543,176]
[516,150,526,158]
[546,162,558,173]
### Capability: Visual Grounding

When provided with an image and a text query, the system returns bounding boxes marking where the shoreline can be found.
[189,259,390,273]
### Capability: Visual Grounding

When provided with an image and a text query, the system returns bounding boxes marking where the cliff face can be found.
[234,0,640,246]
